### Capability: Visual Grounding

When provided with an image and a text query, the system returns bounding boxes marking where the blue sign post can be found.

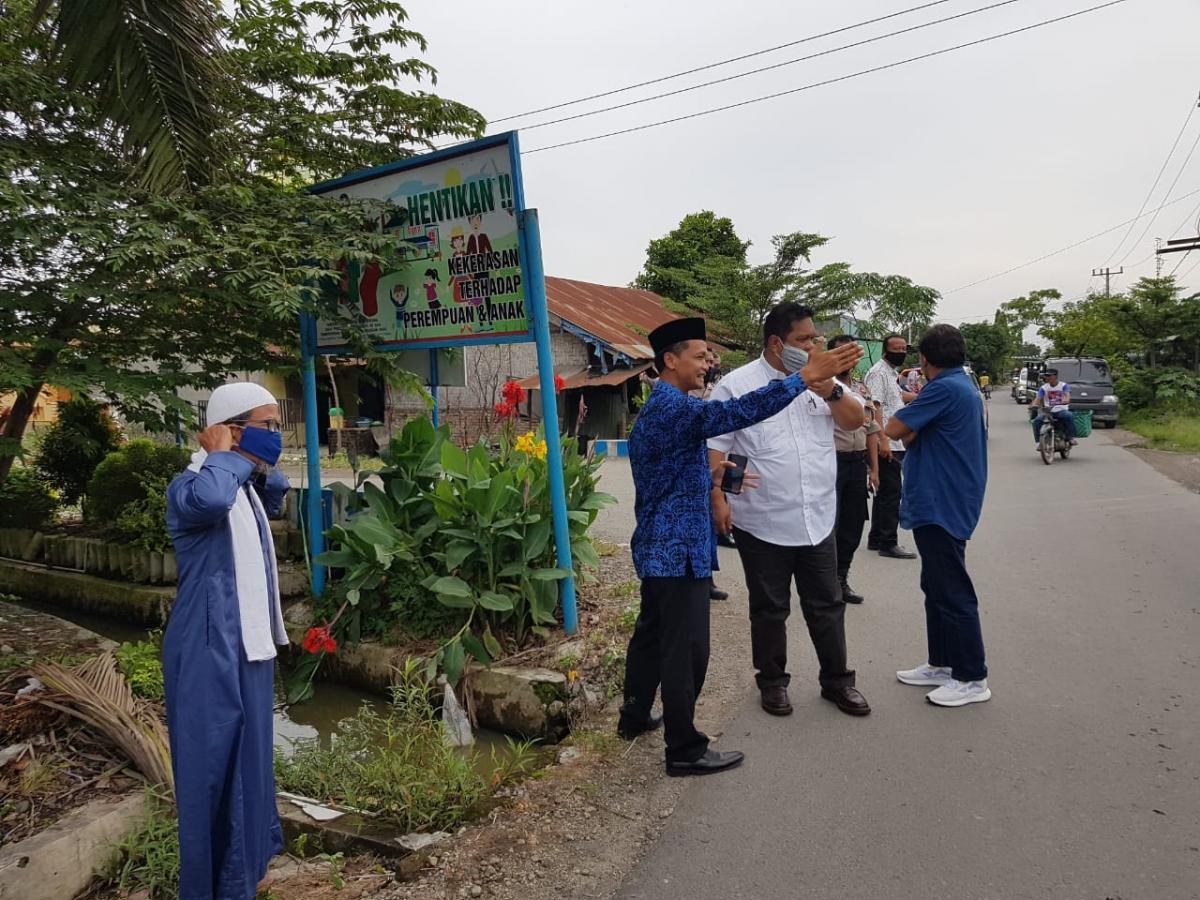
[301,132,577,633]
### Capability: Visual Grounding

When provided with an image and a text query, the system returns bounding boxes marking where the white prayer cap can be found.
[206,381,278,426]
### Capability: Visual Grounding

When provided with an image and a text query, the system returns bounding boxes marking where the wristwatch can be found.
[826,384,844,402]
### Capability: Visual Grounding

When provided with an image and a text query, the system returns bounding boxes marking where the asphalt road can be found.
[599,399,1200,900]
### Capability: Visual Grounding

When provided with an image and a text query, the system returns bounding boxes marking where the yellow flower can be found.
[514,431,547,460]
[566,669,579,683]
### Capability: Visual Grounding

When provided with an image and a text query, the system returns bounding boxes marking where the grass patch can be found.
[1123,409,1200,452]
[569,728,623,757]
[594,539,620,558]
[101,789,180,900]
[273,661,539,833]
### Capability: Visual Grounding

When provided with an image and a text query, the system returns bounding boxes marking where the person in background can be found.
[708,305,870,719]
[885,325,991,708]
[865,335,918,560]
[619,316,862,774]
[164,382,292,898]
[1030,368,1076,445]
[827,335,881,606]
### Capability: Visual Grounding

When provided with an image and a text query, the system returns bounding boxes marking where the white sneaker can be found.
[896,663,953,686]
[926,678,991,707]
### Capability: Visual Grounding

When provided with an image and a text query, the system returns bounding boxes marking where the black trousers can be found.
[732,528,855,692]
[868,450,905,549]
[619,575,710,763]
[835,452,869,581]
[914,525,988,682]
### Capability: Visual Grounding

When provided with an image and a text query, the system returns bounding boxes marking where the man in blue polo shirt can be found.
[884,324,990,708]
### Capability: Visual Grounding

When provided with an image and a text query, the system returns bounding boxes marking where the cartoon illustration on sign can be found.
[314,140,528,349]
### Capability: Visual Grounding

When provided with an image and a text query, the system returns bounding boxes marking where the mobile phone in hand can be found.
[721,454,749,494]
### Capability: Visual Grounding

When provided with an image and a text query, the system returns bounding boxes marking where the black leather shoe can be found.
[709,585,729,601]
[821,686,872,716]
[840,581,864,604]
[760,685,793,716]
[666,748,745,777]
[617,713,663,741]
[878,545,917,559]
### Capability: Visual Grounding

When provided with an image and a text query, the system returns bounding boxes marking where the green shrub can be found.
[34,397,121,504]
[0,467,57,529]
[115,636,164,700]
[112,477,172,552]
[86,440,189,524]
[1116,371,1155,410]
[312,415,616,684]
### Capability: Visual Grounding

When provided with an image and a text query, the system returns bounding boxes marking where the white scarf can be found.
[189,450,289,662]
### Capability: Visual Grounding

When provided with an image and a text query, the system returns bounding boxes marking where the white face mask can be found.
[780,343,809,374]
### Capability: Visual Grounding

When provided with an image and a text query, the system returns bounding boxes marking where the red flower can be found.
[501,380,527,406]
[303,625,335,655]
[553,374,566,394]
[494,400,515,418]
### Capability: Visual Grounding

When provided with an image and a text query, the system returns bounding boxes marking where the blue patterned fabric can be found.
[629,375,807,578]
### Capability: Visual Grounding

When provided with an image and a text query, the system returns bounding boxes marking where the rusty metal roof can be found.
[514,361,652,391]
[545,277,679,362]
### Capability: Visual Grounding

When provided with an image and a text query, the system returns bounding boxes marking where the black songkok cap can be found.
[649,317,707,356]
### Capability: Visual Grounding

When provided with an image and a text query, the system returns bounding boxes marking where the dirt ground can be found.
[1109,425,1200,493]
[266,545,758,900]
[0,600,143,846]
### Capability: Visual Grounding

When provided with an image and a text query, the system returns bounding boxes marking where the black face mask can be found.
[885,350,908,367]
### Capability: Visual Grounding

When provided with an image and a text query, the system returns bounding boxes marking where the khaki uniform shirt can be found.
[834,377,881,453]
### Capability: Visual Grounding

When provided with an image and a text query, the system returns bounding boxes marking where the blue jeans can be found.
[913,524,987,682]
[1041,409,1076,441]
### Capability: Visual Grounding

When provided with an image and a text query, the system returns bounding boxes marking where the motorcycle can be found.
[1032,407,1073,465]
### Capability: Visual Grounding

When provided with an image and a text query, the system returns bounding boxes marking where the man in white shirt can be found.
[709,303,871,718]
[865,335,918,559]
[1030,368,1077,444]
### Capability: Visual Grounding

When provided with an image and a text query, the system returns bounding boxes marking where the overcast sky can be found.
[411,0,1200,325]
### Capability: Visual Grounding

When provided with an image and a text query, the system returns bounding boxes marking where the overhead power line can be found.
[524,0,1131,155]
[1113,124,1200,266]
[490,0,962,124]
[1102,95,1199,265]
[943,184,1200,295]
[515,0,1030,134]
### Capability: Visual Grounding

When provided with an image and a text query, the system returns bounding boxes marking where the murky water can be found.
[7,597,528,772]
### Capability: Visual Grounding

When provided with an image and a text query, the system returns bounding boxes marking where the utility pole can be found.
[1092,266,1123,296]
[1155,238,1164,277]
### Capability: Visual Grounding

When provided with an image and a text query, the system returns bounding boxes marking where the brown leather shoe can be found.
[760,685,793,716]
[821,686,871,716]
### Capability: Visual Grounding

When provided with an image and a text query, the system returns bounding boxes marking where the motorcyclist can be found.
[1030,369,1076,445]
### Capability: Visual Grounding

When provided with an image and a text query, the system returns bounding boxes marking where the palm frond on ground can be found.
[36,652,174,794]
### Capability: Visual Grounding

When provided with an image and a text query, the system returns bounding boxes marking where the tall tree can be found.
[31,0,225,194]
[632,211,748,304]
[958,322,1014,377]
[1105,276,1196,367]
[861,275,940,341]
[0,0,485,484]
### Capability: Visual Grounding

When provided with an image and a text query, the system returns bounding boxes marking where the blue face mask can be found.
[236,426,282,466]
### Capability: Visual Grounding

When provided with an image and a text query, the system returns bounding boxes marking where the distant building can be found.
[182,277,685,449]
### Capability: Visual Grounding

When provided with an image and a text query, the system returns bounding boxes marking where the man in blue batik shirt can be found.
[618,317,862,776]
